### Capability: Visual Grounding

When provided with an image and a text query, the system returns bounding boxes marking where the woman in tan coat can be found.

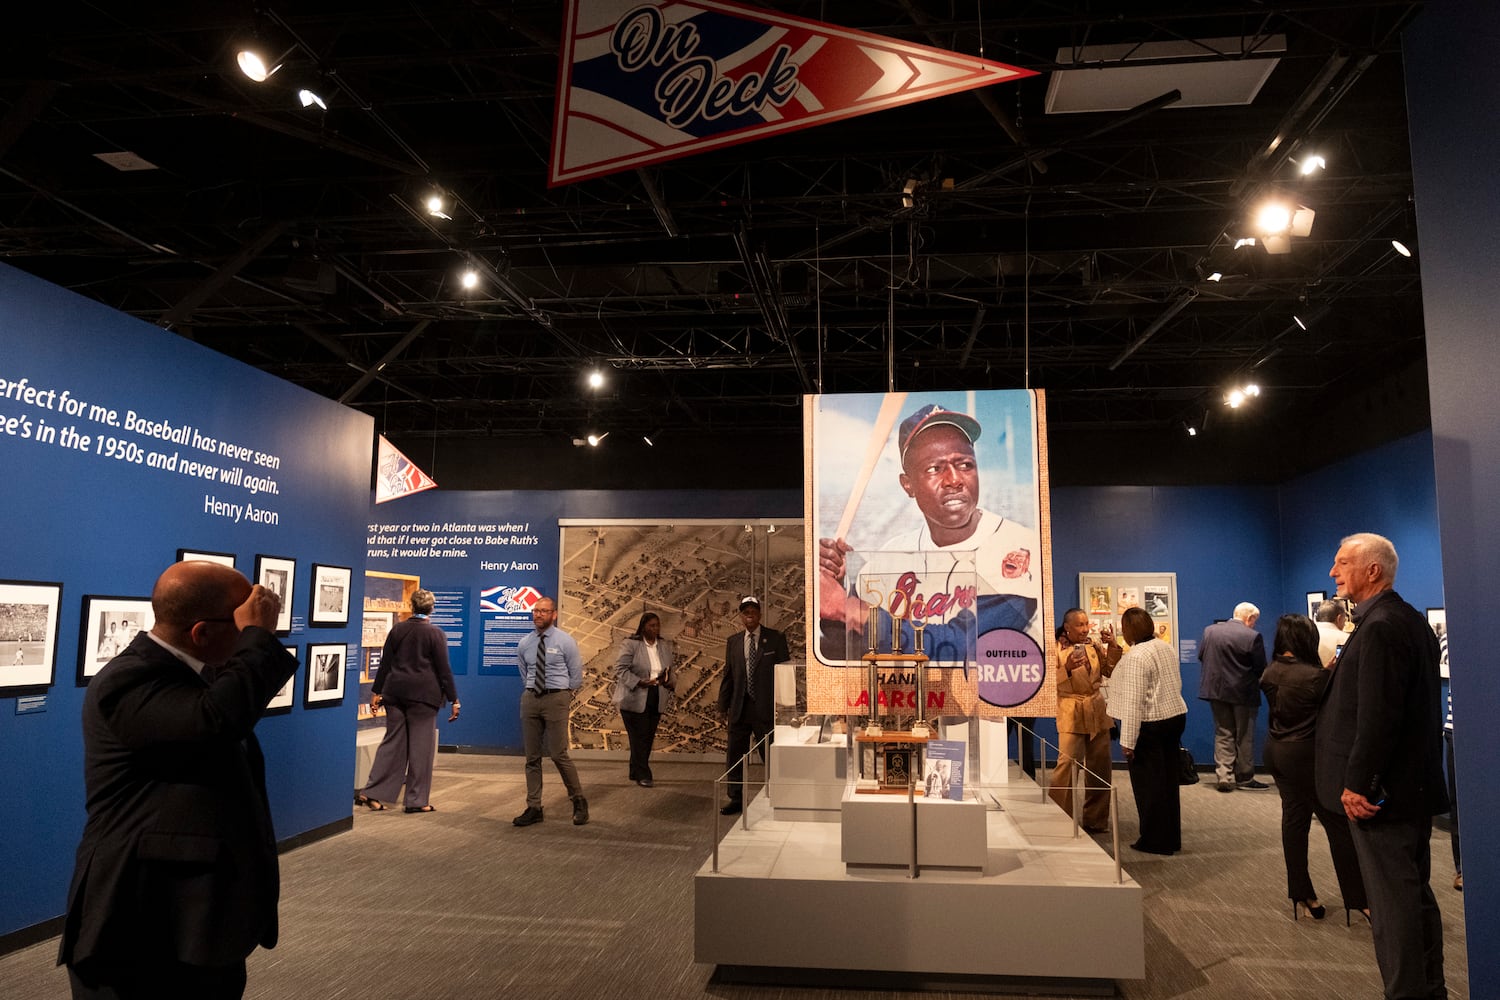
[1048,607,1121,832]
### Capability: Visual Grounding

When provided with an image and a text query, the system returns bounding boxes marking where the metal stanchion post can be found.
[1110,784,1122,884]
[908,768,919,879]
[712,779,720,873]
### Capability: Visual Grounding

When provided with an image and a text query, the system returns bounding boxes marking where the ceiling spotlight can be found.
[587,370,605,389]
[1233,237,1257,250]
[1256,201,1293,235]
[297,89,327,110]
[901,178,918,209]
[426,195,452,221]
[237,45,293,83]
[1187,424,1198,437]
[1227,389,1245,408]
[1294,315,1308,330]
[642,435,654,447]
[1392,239,1413,257]
[1297,154,1327,176]
[1207,271,1223,283]
[586,432,609,447]
[1245,383,1260,397]
[460,269,479,290]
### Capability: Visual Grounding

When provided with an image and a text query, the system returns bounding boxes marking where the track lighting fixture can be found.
[297,88,327,110]
[1391,239,1412,257]
[236,44,296,83]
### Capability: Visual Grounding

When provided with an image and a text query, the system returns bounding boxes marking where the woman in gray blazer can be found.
[613,612,675,787]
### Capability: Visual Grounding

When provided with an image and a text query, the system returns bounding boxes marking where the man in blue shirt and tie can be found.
[513,596,588,827]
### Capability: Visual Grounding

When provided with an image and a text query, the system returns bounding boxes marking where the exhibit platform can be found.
[694,762,1143,993]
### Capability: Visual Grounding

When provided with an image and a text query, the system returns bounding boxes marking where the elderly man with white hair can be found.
[1198,601,1269,792]
[1316,532,1447,1000]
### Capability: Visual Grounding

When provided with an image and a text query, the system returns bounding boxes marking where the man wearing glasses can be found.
[59,560,296,1000]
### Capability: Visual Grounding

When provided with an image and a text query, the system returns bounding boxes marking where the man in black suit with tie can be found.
[58,560,297,999]
[1316,532,1448,1000]
[717,595,790,815]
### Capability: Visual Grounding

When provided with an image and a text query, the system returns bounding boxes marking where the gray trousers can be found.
[1350,815,1446,999]
[361,700,439,808]
[522,689,582,808]
[1209,699,1257,784]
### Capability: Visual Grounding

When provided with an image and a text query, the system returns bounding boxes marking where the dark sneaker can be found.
[1238,778,1270,789]
[513,806,544,827]
[572,796,589,825]
[1216,781,1235,792]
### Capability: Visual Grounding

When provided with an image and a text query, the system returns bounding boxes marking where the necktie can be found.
[533,632,548,694]
[746,630,758,699]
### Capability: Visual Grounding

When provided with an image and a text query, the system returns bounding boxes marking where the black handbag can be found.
[1178,747,1200,785]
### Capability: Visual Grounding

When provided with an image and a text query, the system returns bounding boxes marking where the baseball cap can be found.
[739,595,761,609]
[898,404,982,462]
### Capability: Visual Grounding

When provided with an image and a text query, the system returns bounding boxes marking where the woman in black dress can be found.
[1261,613,1367,921]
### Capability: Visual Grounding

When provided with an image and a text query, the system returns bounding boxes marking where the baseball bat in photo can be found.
[833,390,907,542]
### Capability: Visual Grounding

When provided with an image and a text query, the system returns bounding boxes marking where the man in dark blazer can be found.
[59,561,297,999]
[717,595,790,815]
[1316,532,1448,1000]
[1197,602,1268,791]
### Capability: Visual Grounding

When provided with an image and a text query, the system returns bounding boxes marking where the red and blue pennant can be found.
[551,0,1036,186]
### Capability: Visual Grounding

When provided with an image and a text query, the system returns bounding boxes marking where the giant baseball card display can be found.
[805,390,1054,718]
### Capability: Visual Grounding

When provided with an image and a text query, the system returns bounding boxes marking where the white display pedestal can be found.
[696,764,1143,989]
[840,788,987,869]
[354,726,437,791]
[768,730,846,823]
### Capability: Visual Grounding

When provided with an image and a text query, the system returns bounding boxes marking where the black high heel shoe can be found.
[1294,899,1326,921]
[1346,907,1371,926]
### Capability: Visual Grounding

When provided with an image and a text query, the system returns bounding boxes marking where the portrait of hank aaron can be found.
[812,391,1044,669]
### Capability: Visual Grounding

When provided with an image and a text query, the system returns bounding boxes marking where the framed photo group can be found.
[4,550,357,697]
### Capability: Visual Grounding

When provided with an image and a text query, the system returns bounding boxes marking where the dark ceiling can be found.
[2,1,1432,484]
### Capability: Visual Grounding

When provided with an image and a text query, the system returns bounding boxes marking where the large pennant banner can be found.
[552,0,1036,186]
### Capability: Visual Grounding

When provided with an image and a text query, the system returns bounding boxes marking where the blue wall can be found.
[365,490,801,752]
[1049,484,1282,765]
[1,265,372,937]
[1047,433,1443,769]
[1406,2,1500,990]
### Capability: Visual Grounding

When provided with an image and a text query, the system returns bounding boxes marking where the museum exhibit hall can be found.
[1,2,1496,998]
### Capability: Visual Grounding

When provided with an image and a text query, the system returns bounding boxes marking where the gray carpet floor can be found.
[4,755,1468,999]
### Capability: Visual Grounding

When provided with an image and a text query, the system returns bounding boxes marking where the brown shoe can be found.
[1455,872,1463,892]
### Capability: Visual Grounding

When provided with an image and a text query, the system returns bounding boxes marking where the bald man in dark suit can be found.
[59,561,296,999]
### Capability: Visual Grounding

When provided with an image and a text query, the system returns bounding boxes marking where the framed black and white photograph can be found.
[309,564,351,627]
[0,580,63,696]
[362,611,395,649]
[78,596,153,684]
[254,555,297,635]
[177,548,236,568]
[304,643,346,705]
[1427,608,1449,679]
[1306,591,1326,618]
[265,646,297,714]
